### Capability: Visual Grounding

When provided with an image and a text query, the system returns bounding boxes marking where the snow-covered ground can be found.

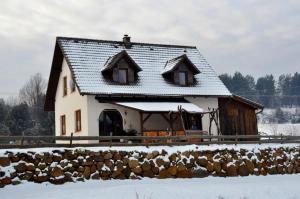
[1,143,300,156]
[258,123,300,136]
[1,175,300,199]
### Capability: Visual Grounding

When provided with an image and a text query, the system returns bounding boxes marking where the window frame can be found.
[60,115,66,135]
[178,71,188,86]
[75,109,82,132]
[63,76,67,96]
[118,68,129,84]
[70,77,76,93]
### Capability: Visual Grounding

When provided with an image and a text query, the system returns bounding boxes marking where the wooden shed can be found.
[218,95,263,136]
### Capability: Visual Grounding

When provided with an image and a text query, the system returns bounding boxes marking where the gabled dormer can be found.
[161,54,200,86]
[101,50,142,84]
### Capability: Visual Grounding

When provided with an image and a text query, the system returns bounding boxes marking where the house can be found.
[44,35,263,141]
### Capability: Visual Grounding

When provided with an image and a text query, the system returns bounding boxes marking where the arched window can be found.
[99,109,123,136]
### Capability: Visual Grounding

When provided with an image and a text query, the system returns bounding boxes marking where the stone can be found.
[213,162,222,173]
[91,172,100,180]
[38,163,47,170]
[167,166,177,176]
[53,155,63,162]
[151,167,159,175]
[143,170,154,178]
[50,167,64,178]
[156,158,165,167]
[26,164,36,171]
[238,164,249,176]
[177,162,187,172]
[104,153,113,160]
[95,162,104,170]
[152,151,159,159]
[196,158,208,167]
[34,175,49,183]
[192,168,209,178]
[226,164,238,177]
[132,166,142,175]
[177,170,192,178]
[207,162,214,172]
[45,156,53,164]
[128,159,139,169]
[0,157,10,167]
[19,172,33,181]
[49,177,65,185]
[169,153,177,162]
[267,166,278,175]
[1,176,12,185]
[141,161,151,171]
[111,170,122,179]
[15,163,27,173]
[158,169,170,179]
[244,159,255,173]
[113,153,122,161]
[11,180,21,185]
[83,166,91,179]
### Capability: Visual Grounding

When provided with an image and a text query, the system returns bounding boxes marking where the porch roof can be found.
[115,102,203,113]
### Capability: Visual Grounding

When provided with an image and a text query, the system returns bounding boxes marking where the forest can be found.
[0,72,299,136]
[219,72,300,108]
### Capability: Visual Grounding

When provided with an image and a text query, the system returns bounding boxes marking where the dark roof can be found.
[232,94,264,109]
[44,36,231,111]
[161,54,200,75]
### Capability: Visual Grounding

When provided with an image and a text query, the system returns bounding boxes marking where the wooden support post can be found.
[140,112,143,135]
[69,133,73,147]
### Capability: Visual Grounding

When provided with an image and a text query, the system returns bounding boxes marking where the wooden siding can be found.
[112,58,135,82]
[173,62,194,85]
[218,98,258,136]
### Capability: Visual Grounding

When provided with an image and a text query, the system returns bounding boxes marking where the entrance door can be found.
[99,110,123,136]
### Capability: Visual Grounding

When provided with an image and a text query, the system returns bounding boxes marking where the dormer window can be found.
[101,50,142,84]
[179,71,187,86]
[118,69,128,84]
[161,54,200,86]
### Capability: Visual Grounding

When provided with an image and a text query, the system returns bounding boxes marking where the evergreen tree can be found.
[256,75,275,107]
[6,103,32,136]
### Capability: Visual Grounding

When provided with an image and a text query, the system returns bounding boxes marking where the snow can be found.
[258,123,300,136]
[1,175,300,199]
[116,102,204,113]
[1,143,299,156]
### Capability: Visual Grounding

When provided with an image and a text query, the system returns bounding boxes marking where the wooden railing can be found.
[0,134,299,148]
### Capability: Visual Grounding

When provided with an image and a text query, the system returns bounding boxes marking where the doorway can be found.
[99,109,123,136]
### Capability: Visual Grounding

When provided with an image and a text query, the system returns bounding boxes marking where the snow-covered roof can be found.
[45,36,231,111]
[115,102,204,113]
[57,37,231,96]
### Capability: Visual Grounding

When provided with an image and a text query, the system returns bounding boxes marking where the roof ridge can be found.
[56,36,197,49]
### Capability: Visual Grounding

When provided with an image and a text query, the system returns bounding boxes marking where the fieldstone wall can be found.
[0,146,300,187]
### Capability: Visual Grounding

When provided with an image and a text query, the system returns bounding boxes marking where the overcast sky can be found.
[0,0,299,98]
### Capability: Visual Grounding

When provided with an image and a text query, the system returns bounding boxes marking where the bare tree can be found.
[19,73,47,107]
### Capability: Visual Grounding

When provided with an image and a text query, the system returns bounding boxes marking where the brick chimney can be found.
[123,34,131,48]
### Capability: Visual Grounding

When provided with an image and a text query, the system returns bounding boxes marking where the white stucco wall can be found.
[86,96,141,136]
[185,97,219,135]
[54,59,88,138]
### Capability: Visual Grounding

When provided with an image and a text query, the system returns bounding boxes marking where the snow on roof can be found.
[115,102,204,113]
[161,54,200,75]
[56,37,231,96]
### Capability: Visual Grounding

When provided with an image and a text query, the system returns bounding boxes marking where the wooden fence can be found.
[0,134,300,148]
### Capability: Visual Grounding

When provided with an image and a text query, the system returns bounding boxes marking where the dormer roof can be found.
[161,54,200,75]
[101,50,142,73]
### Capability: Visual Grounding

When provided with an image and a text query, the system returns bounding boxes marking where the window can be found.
[118,69,128,84]
[63,76,67,96]
[179,71,187,86]
[60,115,66,135]
[70,78,76,93]
[75,110,81,132]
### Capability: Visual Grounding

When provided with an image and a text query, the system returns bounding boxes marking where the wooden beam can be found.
[143,113,152,123]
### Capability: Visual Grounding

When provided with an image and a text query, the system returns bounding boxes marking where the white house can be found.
[44,35,262,140]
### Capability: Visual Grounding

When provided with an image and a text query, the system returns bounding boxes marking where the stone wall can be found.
[0,146,299,187]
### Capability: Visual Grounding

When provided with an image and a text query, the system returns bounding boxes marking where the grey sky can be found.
[0,0,299,98]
